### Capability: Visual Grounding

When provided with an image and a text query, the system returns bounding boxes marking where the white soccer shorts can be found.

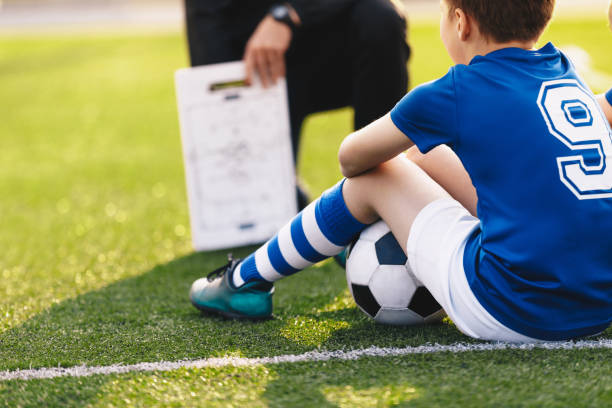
[407,198,540,343]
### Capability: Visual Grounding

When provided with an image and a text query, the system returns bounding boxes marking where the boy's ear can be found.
[455,8,471,41]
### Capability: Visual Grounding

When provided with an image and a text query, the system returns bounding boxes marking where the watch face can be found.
[272,6,289,20]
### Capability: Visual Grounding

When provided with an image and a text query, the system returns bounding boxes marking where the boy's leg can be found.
[357,152,534,341]
[339,146,477,253]
[189,151,476,320]
[189,179,369,319]
[404,145,478,216]
[342,155,453,253]
[233,179,367,286]
[334,145,472,268]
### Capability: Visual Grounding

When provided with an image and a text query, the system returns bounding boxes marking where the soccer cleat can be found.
[189,254,274,320]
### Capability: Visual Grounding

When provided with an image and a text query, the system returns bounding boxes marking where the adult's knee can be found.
[349,0,407,46]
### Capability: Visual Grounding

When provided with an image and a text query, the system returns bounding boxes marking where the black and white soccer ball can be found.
[346,221,445,325]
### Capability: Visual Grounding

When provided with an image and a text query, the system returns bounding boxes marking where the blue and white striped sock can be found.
[233,179,368,287]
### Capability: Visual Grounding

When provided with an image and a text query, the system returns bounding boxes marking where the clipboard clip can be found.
[210,79,248,100]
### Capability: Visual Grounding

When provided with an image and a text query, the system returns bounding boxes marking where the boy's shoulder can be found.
[411,44,567,96]
[436,43,575,105]
[391,43,575,154]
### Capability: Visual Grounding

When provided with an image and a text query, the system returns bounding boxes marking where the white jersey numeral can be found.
[537,79,612,199]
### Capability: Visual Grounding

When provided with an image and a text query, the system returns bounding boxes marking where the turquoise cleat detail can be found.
[189,255,274,320]
[333,248,347,269]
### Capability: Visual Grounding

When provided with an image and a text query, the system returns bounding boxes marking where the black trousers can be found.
[184,0,410,163]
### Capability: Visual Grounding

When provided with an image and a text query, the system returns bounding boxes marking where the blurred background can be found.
[0,0,183,30]
[0,0,608,31]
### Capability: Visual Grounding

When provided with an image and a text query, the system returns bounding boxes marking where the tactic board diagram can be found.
[175,61,297,251]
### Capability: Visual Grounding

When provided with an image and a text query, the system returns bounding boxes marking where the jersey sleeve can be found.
[606,88,612,106]
[390,68,459,153]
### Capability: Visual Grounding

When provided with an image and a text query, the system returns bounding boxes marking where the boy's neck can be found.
[464,39,537,64]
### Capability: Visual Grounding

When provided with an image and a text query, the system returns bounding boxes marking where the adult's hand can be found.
[243,15,294,87]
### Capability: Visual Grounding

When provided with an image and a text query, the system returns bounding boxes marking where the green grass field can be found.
[1,15,612,407]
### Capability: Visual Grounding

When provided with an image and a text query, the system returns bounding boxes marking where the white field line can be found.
[1,339,611,382]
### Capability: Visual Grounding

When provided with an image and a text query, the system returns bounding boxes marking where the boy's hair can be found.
[446,0,555,43]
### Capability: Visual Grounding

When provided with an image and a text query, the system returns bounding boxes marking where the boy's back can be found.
[391,42,612,340]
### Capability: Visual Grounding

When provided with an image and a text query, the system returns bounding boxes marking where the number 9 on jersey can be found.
[537,79,612,199]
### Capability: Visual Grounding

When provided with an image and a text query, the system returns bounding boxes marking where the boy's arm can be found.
[339,68,458,177]
[597,90,612,126]
[339,114,413,178]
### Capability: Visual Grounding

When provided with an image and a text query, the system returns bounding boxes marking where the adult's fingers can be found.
[268,50,286,84]
[244,47,256,86]
[253,49,271,88]
[245,47,285,87]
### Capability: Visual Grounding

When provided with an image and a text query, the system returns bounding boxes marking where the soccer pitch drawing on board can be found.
[175,61,297,251]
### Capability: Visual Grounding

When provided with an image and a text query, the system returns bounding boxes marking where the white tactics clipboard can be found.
[175,61,297,251]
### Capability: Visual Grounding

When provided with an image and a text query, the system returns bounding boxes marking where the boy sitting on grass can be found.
[190,0,612,342]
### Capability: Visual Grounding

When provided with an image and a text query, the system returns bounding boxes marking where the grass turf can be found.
[1,15,611,407]
[2,350,611,407]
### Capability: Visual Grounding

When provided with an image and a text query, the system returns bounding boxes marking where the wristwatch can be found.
[269,4,297,30]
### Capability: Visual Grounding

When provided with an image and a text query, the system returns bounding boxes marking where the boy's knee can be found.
[359,157,408,185]
[349,0,407,46]
[344,157,411,197]
[404,147,425,167]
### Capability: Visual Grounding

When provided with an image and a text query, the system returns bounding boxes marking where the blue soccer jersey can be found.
[391,43,612,340]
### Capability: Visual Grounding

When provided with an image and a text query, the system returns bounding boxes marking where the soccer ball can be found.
[346,221,445,325]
